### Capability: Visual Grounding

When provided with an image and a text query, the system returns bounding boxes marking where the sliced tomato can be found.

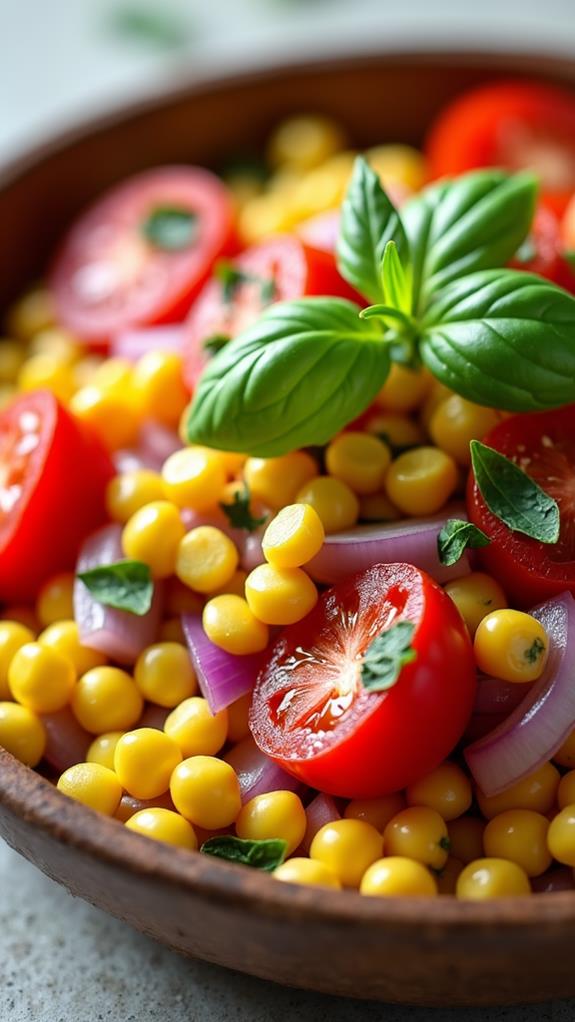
[0,391,114,603]
[50,167,237,347]
[183,234,361,390]
[426,80,575,215]
[510,202,575,292]
[467,405,575,607]
[250,563,475,798]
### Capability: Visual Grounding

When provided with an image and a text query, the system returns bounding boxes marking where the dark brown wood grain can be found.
[1,49,575,1005]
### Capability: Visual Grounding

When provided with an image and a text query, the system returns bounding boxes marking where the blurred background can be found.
[1,0,575,163]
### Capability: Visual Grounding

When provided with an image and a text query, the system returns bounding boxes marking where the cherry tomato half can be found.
[183,234,360,389]
[50,167,237,347]
[250,562,475,798]
[0,390,114,603]
[467,405,575,607]
[426,80,575,216]
[510,202,575,292]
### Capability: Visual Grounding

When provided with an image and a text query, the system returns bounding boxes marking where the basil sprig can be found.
[437,519,491,567]
[185,160,575,455]
[470,441,560,543]
[361,620,417,692]
[201,835,287,872]
[77,560,153,615]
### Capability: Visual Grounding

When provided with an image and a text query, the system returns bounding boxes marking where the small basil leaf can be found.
[185,297,390,457]
[564,250,575,272]
[381,239,412,315]
[203,334,230,356]
[201,836,287,872]
[402,169,537,312]
[142,206,198,251]
[77,560,153,615]
[337,157,410,303]
[361,620,417,692]
[219,485,268,532]
[437,518,491,566]
[420,269,575,412]
[470,440,560,544]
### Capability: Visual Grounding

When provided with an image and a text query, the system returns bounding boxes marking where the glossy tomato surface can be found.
[426,80,575,215]
[50,167,236,347]
[250,563,476,798]
[183,234,360,389]
[467,405,575,607]
[510,202,575,292]
[0,391,114,603]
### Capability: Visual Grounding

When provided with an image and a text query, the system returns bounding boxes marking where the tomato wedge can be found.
[426,80,575,215]
[0,391,114,603]
[510,202,575,292]
[183,234,360,390]
[250,563,475,798]
[467,405,575,607]
[50,167,237,347]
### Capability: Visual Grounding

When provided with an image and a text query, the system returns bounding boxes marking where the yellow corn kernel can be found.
[366,144,427,193]
[244,452,318,511]
[326,432,391,495]
[106,469,165,523]
[125,807,198,850]
[0,340,26,384]
[476,763,560,819]
[8,642,76,713]
[385,446,458,516]
[70,386,140,450]
[8,288,55,340]
[176,526,239,594]
[86,731,125,771]
[310,819,383,888]
[295,476,359,534]
[474,609,549,683]
[170,756,241,829]
[274,857,341,889]
[71,666,143,734]
[245,563,318,626]
[57,762,122,816]
[134,642,197,708]
[360,856,438,897]
[132,351,189,429]
[73,355,105,389]
[406,762,472,821]
[202,595,269,655]
[236,790,307,856]
[483,809,551,877]
[162,447,227,511]
[262,503,324,569]
[558,772,575,810]
[444,573,508,637]
[383,807,449,870]
[0,621,35,700]
[547,806,575,867]
[28,327,80,363]
[39,620,107,675]
[456,858,531,899]
[164,696,228,757]
[430,396,501,466]
[344,793,406,832]
[122,500,185,579]
[364,412,426,451]
[420,380,455,431]
[114,728,182,799]
[238,193,296,245]
[358,491,401,522]
[377,364,431,413]
[0,702,46,765]
[289,152,356,220]
[268,115,346,172]
[36,572,75,626]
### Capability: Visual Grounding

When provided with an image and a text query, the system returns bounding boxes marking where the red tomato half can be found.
[467,405,575,607]
[0,391,114,603]
[426,81,575,215]
[510,202,575,292]
[183,234,360,389]
[50,167,237,347]
[250,563,475,799]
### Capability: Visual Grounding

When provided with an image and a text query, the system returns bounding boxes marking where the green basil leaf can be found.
[402,169,537,312]
[337,157,410,303]
[381,239,412,315]
[470,440,560,544]
[215,262,275,305]
[185,297,390,456]
[203,334,230,356]
[77,560,153,615]
[201,835,287,872]
[420,269,575,411]
[219,485,268,532]
[142,206,198,251]
[437,518,491,566]
[361,620,417,692]
[564,250,575,272]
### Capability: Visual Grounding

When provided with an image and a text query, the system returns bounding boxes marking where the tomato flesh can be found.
[0,391,114,603]
[50,167,237,347]
[426,81,575,215]
[183,234,360,390]
[510,202,575,292]
[467,405,575,607]
[250,563,476,798]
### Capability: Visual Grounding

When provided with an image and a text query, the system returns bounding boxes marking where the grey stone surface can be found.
[1,839,575,1022]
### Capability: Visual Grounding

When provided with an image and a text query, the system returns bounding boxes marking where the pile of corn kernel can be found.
[0,114,574,899]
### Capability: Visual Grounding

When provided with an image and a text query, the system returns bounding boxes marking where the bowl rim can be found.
[1,46,575,931]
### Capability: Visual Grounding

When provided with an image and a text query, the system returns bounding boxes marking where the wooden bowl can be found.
[1,50,575,1006]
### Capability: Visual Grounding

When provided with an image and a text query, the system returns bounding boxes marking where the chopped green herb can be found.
[361,620,416,693]
[470,440,560,544]
[203,334,230,356]
[219,485,268,532]
[525,637,546,663]
[201,835,287,872]
[142,206,198,251]
[437,518,491,567]
[439,836,451,852]
[77,560,153,615]
[215,261,275,305]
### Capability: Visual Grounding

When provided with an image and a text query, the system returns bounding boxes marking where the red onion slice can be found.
[306,509,471,586]
[301,793,341,853]
[182,613,265,714]
[112,325,184,362]
[74,524,163,665]
[465,592,575,797]
[41,708,91,773]
[473,674,530,716]
[138,420,181,467]
[224,736,306,803]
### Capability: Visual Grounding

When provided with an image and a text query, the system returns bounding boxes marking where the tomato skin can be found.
[183,234,360,390]
[50,167,237,348]
[250,563,476,799]
[0,391,115,603]
[510,203,575,292]
[467,406,575,608]
[426,80,575,215]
